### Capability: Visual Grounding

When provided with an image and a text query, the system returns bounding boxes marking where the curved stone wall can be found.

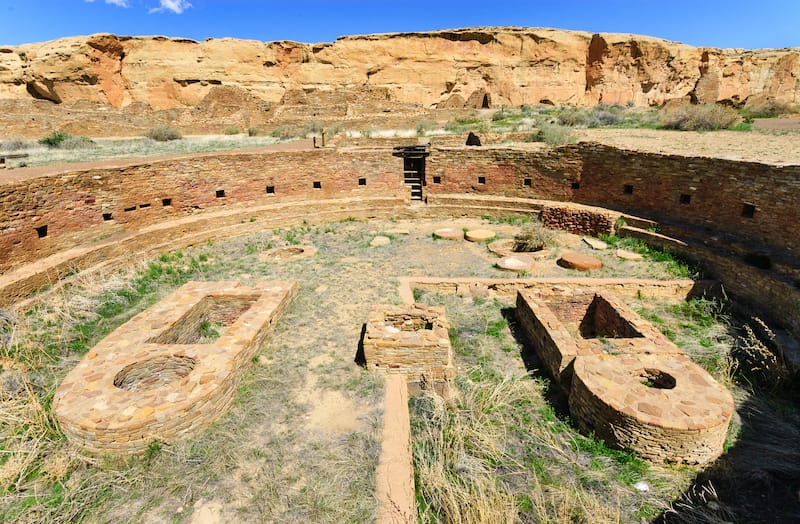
[1,141,798,335]
[570,353,733,464]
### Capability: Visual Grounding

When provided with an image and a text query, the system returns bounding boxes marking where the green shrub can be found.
[513,221,557,252]
[660,104,740,131]
[557,107,592,127]
[741,100,798,121]
[247,127,259,137]
[59,136,96,149]
[0,138,31,151]
[144,126,182,142]
[223,127,240,135]
[39,130,71,147]
[415,119,435,136]
[270,126,294,139]
[527,122,578,147]
[303,121,323,135]
[444,114,487,133]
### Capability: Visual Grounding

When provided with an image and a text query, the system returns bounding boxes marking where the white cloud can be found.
[85,0,131,6]
[149,0,192,14]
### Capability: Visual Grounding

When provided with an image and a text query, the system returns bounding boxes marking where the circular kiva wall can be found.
[0,143,798,336]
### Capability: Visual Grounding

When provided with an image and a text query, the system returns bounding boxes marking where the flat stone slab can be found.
[582,237,609,250]
[616,249,644,261]
[258,245,316,262]
[465,229,496,242]
[496,255,535,272]
[558,251,603,271]
[433,227,463,240]
[370,236,391,247]
[54,280,297,454]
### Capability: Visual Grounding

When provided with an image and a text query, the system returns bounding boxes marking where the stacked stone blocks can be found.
[362,304,454,391]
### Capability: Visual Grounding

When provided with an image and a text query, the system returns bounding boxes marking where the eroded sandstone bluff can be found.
[0,27,797,136]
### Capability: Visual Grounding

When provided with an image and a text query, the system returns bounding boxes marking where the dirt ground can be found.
[579,126,800,165]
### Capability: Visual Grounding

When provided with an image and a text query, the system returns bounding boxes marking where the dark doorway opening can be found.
[392,145,430,202]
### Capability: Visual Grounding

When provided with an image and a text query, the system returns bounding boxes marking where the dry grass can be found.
[411,292,692,523]
[0,134,285,168]
[2,217,797,522]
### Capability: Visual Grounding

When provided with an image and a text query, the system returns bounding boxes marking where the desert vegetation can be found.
[1,217,796,522]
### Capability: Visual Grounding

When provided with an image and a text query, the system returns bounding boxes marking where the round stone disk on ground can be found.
[582,237,609,250]
[370,235,391,247]
[487,238,515,257]
[258,245,317,262]
[558,251,602,271]
[616,249,644,261]
[433,227,464,240]
[496,255,534,272]
[465,229,496,242]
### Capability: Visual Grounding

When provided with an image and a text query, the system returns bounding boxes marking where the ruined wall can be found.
[2,142,799,337]
[577,143,800,257]
[0,148,403,272]
[426,145,582,200]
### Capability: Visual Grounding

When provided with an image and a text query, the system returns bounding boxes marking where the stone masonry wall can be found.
[2,142,799,337]
[425,145,583,201]
[0,148,403,273]
[576,143,800,257]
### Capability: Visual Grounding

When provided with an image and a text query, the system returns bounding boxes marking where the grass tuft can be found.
[144,126,182,142]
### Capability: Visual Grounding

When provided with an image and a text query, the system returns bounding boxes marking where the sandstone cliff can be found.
[0,27,797,136]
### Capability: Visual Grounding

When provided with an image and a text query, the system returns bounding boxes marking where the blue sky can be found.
[1,0,798,49]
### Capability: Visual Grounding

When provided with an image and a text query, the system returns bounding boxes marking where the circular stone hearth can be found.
[113,355,197,392]
[487,238,551,259]
[465,229,496,242]
[432,227,464,240]
[558,251,603,271]
[258,245,317,262]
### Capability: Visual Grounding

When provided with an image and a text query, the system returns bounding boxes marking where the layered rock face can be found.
[0,27,797,136]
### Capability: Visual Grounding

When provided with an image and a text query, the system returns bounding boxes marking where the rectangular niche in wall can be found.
[524,178,532,187]
[358,178,367,186]
[103,213,113,221]
[680,194,692,205]
[162,198,172,207]
[623,184,634,195]
[35,225,48,238]
[571,182,581,190]
[432,176,442,184]
[477,176,486,184]
[215,190,226,198]
[741,203,756,218]
[266,185,275,194]
[313,181,322,189]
